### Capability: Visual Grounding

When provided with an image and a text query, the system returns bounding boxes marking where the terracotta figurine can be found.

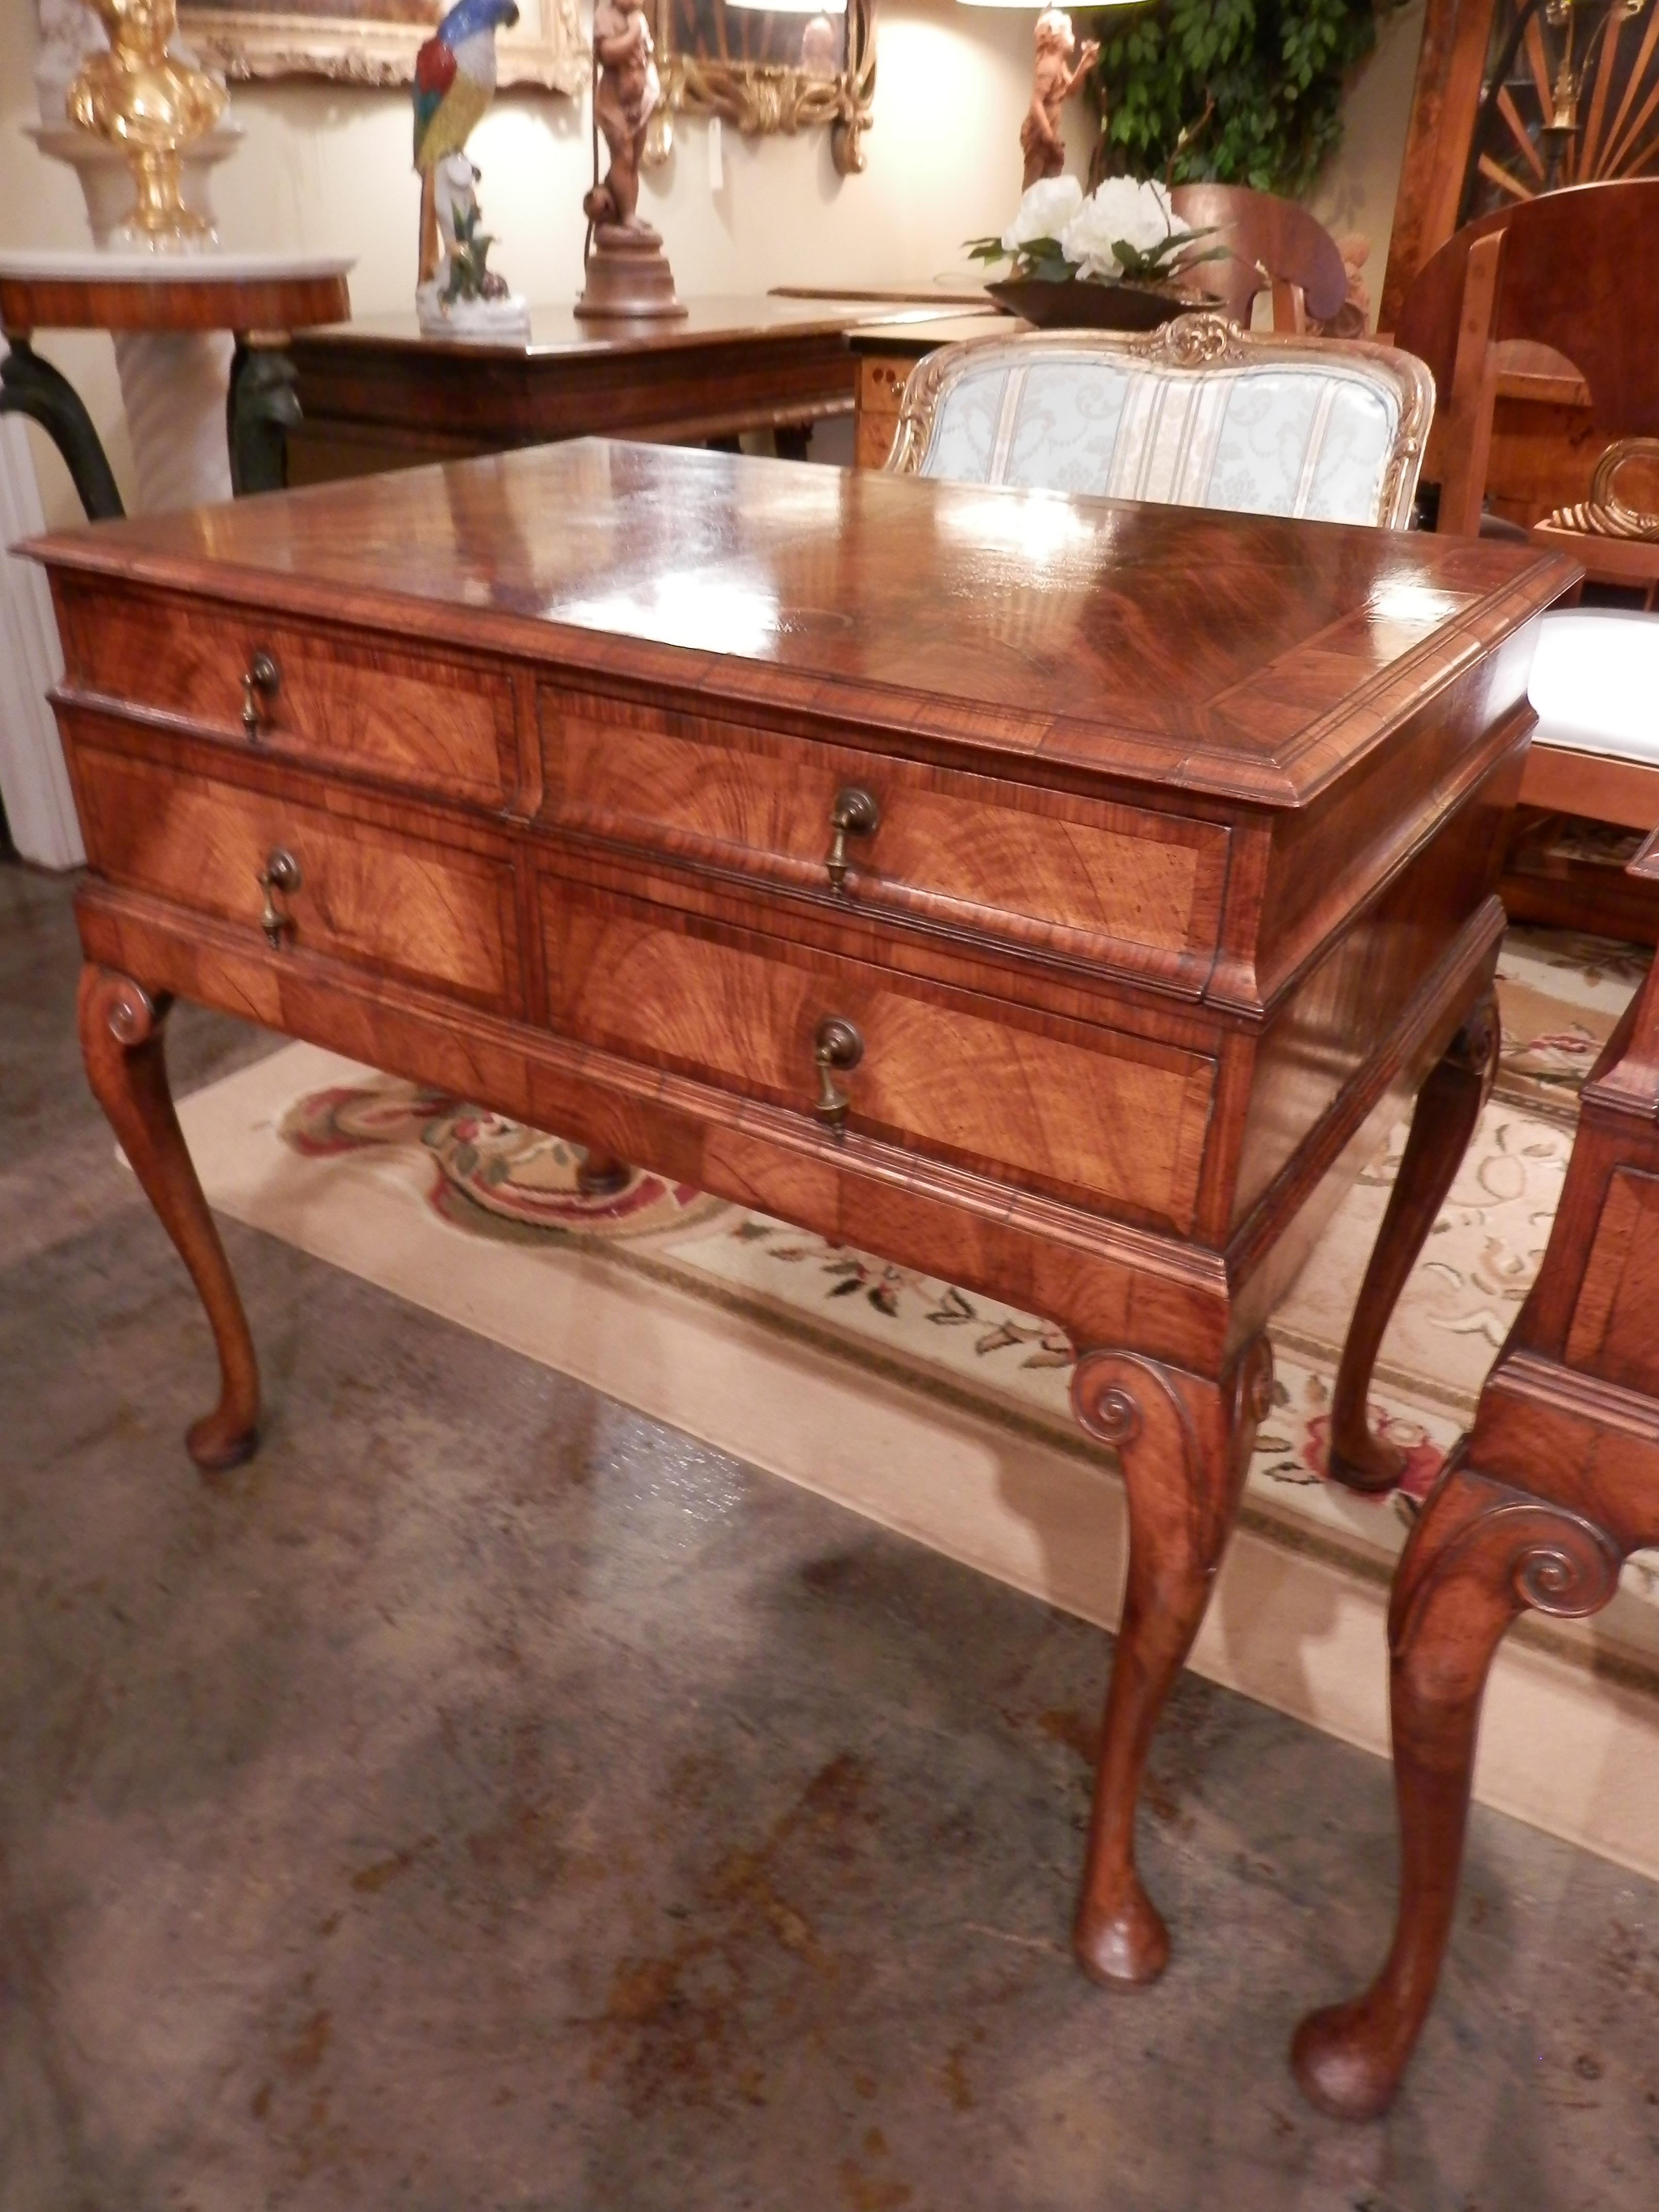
[576,0,684,319]
[1021,8,1099,191]
[584,0,661,231]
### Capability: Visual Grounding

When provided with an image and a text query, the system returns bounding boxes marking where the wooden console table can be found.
[1294,829,1659,2120]
[32,443,1570,2007]
[284,298,980,486]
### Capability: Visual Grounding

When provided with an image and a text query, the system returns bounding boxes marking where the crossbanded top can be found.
[30,436,1576,809]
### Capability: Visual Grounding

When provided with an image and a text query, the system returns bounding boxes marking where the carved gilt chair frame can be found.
[886,314,1435,531]
[649,0,876,176]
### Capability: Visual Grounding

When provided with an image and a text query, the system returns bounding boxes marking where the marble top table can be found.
[0,250,353,519]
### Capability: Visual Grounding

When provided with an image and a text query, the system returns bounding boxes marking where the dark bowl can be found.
[986,278,1201,332]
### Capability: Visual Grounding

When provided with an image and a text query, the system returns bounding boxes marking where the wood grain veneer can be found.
[30,436,1576,2054]
[64,583,518,809]
[539,686,1229,989]
[539,869,1217,1230]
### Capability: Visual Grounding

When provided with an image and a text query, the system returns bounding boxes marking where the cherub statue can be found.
[574,0,682,316]
[68,0,226,246]
[1020,8,1098,191]
[583,0,661,232]
[412,0,529,337]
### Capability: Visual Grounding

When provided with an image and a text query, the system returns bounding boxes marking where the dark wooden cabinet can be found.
[283,298,987,484]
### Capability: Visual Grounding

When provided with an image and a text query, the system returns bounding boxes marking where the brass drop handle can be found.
[256,847,301,947]
[824,786,880,894]
[241,649,280,741]
[812,1015,864,1133]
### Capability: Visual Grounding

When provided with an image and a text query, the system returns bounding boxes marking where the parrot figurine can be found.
[413,0,521,294]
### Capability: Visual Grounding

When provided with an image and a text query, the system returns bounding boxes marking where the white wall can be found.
[2,1,1426,529]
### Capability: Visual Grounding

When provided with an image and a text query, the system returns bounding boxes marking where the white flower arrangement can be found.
[999,175,1083,256]
[970,174,1223,290]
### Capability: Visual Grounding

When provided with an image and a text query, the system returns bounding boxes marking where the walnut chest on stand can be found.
[30,441,1573,2021]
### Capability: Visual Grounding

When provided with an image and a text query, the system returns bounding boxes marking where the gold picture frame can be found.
[178,2,584,95]
[650,0,875,176]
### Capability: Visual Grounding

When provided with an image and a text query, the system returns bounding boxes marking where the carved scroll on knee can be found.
[1070,1339,1272,1566]
[97,971,162,1048]
[1390,1479,1623,1658]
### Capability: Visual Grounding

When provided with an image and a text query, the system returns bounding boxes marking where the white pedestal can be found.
[2,123,243,861]
[0,399,82,869]
[113,330,235,511]
[24,124,245,249]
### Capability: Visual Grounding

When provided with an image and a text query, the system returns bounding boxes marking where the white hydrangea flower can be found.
[1000,174,1085,255]
[1060,176,1182,279]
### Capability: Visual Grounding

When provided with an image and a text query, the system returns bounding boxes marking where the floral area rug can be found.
[251,924,1659,1673]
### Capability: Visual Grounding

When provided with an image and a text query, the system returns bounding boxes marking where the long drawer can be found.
[60,584,517,808]
[539,685,1230,991]
[73,741,521,1013]
[538,859,1216,1232]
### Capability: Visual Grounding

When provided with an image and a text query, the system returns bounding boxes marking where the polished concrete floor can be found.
[4,858,1658,2212]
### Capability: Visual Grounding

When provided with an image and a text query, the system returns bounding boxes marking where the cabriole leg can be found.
[1291,1452,1621,2119]
[1328,987,1499,1492]
[1069,1337,1273,1983]
[78,965,261,1471]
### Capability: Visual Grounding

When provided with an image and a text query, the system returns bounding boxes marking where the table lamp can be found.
[956,2,1145,191]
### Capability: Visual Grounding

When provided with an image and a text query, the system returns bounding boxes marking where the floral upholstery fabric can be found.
[917,355,1405,526]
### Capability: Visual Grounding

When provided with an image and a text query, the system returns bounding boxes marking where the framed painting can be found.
[650,0,875,175]
[178,2,584,94]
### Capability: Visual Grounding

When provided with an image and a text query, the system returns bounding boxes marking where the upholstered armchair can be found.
[886,313,1433,531]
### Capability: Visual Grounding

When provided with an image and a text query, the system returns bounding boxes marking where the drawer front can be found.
[540,870,1214,1230]
[66,587,515,807]
[541,689,1227,988]
[75,744,518,1010]
[855,356,909,469]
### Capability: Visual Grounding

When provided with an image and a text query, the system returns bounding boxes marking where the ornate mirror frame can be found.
[176,3,583,94]
[649,0,875,176]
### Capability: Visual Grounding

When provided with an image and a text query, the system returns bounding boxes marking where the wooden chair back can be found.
[1169,183,1349,334]
[1396,178,1659,533]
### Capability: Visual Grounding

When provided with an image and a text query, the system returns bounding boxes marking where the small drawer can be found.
[539,865,1215,1232]
[63,584,516,808]
[857,355,913,409]
[540,688,1228,991]
[74,742,519,1011]
[855,356,910,469]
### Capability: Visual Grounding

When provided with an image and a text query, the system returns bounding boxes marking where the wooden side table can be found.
[28,438,1572,2009]
[283,298,988,487]
[0,251,352,521]
[1294,830,1659,2120]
